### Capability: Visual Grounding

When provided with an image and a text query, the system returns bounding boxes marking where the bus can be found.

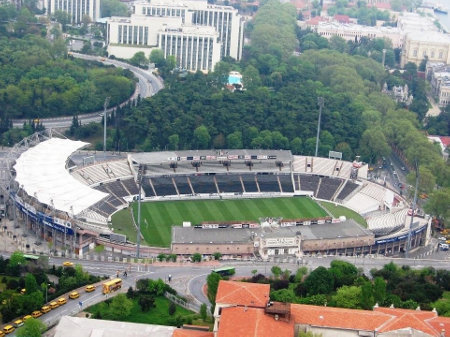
[211,267,236,277]
[102,278,122,294]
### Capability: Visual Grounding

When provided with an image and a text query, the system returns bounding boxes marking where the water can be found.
[434,0,450,31]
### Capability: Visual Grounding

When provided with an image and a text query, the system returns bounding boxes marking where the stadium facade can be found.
[0,132,431,258]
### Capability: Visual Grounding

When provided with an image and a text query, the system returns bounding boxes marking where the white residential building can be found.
[426,62,450,107]
[46,0,100,23]
[106,0,244,72]
[401,31,450,67]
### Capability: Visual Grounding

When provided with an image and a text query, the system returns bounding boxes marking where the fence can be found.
[164,292,201,313]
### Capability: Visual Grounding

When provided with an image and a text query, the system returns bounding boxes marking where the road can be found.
[11,54,164,129]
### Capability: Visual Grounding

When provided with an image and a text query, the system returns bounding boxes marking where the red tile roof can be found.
[440,136,450,147]
[374,307,440,336]
[173,330,213,337]
[427,316,450,336]
[291,304,393,331]
[215,281,270,308]
[334,14,350,23]
[306,16,328,26]
[217,306,294,337]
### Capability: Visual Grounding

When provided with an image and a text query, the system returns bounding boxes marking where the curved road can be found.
[11,53,164,128]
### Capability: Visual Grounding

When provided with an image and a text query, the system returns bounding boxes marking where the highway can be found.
[11,53,164,129]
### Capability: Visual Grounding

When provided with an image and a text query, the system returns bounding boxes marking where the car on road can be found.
[31,311,42,318]
[22,315,32,321]
[41,305,51,313]
[401,166,406,171]
[13,319,23,328]
[69,291,79,299]
[63,261,74,267]
[439,243,449,251]
[57,297,67,305]
[50,301,59,309]
[0,330,4,337]
[2,325,14,334]
[438,237,447,242]
[85,285,96,292]
[20,288,26,294]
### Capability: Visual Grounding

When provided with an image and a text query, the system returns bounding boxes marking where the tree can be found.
[212,252,222,260]
[25,273,39,294]
[150,49,165,68]
[130,51,148,67]
[332,285,361,309]
[226,131,243,149]
[53,10,70,29]
[329,260,358,289]
[191,253,202,262]
[360,281,375,310]
[290,137,303,154]
[168,301,176,315]
[16,318,46,337]
[206,272,222,304]
[138,294,155,311]
[271,266,282,279]
[373,277,387,305]
[168,134,179,150]
[200,303,207,321]
[8,251,25,276]
[109,294,133,320]
[101,0,129,17]
[303,266,334,295]
[157,253,166,262]
[359,127,390,164]
[193,125,211,149]
[424,188,450,224]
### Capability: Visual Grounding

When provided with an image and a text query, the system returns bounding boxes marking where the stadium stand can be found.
[173,176,192,194]
[72,159,132,185]
[104,180,130,198]
[316,176,342,200]
[256,174,281,192]
[142,178,156,197]
[344,193,380,215]
[241,174,259,192]
[151,176,177,196]
[299,175,320,194]
[336,180,360,201]
[189,175,218,194]
[359,183,386,203]
[122,178,139,195]
[106,160,133,177]
[367,208,407,236]
[278,174,294,193]
[215,174,244,193]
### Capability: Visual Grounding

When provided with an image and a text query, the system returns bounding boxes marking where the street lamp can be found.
[45,283,50,303]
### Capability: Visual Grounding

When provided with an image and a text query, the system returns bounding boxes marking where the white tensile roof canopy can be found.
[14,138,107,215]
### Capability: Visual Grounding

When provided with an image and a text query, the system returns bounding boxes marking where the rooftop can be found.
[217,306,294,337]
[216,280,270,308]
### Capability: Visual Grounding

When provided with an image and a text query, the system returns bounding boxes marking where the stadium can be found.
[0,131,430,259]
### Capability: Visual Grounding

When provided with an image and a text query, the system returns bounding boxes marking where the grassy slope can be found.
[319,201,367,227]
[112,197,327,247]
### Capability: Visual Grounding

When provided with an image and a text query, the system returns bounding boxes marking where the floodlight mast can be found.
[405,159,419,258]
[103,97,110,158]
[136,165,144,259]
[315,97,324,157]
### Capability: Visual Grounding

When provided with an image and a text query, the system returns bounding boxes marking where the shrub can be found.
[168,301,176,316]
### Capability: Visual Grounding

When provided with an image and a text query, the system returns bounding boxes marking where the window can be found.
[413,49,418,57]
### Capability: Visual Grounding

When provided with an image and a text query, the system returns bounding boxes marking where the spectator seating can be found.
[241,174,258,192]
[122,178,139,195]
[317,176,342,200]
[299,175,320,194]
[189,175,217,194]
[360,183,386,203]
[72,159,132,185]
[142,178,156,197]
[151,176,177,196]
[278,174,294,193]
[215,174,243,193]
[173,176,192,194]
[104,180,129,198]
[106,160,133,178]
[344,193,380,214]
[256,174,281,192]
[367,209,407,236]
[336,181,360,201]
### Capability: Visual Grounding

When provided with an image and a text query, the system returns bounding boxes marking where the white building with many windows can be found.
[46,0,100,24]
[400,31,450,67]
[106,0,244,72]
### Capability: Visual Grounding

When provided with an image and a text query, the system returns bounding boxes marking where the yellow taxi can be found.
[50,301,59,309]
[2,325,15,334]
[31,310,42,318]
[57,297,67,305]
[23,315,32,321]
[20,288,26,294]
[63,261,74,267]
[69,291,79,299]
[0,330,4,337]
[85,285,96,292]
[13,319,23,327]
[41,305,51,314]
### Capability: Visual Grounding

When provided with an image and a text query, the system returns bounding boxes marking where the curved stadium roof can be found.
[14,138,107,215]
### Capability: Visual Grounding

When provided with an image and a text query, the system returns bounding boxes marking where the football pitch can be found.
[111,197,328,247]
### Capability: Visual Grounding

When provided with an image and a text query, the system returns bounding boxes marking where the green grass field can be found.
[319,201,367,228]
[112,197,327,247]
